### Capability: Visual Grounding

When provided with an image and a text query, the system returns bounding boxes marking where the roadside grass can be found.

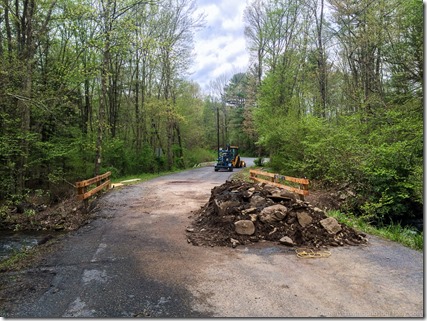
[231,167,252,181]
[328,210,423,251]
[0,249,31,272]
[232,167,423,252]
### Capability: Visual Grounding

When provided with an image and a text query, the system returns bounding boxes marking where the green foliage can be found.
[255,96,422,224]
[357,102,423,222]
[183,147,216,167]
[253,157,265,167]
[328,210,423,251]
[301,115,367,184]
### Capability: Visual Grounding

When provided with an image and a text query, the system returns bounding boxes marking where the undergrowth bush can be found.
[259,108,423,226]
[183,147,217,167]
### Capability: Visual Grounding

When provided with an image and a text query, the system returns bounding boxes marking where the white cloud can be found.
[189,0,249,93]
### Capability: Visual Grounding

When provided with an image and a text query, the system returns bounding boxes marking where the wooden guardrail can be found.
[76,171,111,202]
[249,169,309,200]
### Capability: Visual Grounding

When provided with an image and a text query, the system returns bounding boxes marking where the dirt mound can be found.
[0,196,94,232]
[187,180,367,248]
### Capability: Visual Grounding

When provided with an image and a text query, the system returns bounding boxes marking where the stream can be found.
[0,230,57,262]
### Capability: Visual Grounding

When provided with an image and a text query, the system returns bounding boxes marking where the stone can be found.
[186,227,195,232]
[230,238,240,248]
[297,211,313,227]
[214,199,240,216]
[279,190,297,200]
[320,217,342,234]
[243,187,256,198]
[234,220,255,235]
[279,236,294,246]
[259,204,288,223]
[249,214,258,222]
[250,195,266,207]
[242,207,257,215]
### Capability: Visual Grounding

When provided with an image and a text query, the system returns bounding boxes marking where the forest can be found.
[0,0,423,227]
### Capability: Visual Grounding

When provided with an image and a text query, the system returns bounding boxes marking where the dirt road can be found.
[2,160,423,317]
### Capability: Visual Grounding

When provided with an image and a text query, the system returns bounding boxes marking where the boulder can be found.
[280,190,297,200]
[297,211,313,227]
[214,199,240,216]
[320,217,342,234]
[259,204,288,223]
[234,220,255,235]
[250,195,267,207]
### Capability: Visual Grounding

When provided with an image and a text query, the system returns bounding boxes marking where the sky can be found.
[188,0,250,93]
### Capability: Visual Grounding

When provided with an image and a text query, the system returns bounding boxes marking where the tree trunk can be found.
[315,0,327,118]
[95,0,111,176]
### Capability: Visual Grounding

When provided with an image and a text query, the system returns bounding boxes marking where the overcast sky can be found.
[188,0,250,93]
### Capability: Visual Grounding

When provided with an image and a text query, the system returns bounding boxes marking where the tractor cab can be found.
[214,145,246,172]
[214,147,233,172]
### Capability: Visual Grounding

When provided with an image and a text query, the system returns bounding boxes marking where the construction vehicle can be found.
[214,145,246,172]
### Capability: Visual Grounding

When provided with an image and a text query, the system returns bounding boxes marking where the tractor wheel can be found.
[214,168,219,172]
[229,167,233,172]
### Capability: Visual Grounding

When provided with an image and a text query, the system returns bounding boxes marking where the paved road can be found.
[3,158,423,317]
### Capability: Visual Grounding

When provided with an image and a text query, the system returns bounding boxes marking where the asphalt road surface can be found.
[3,158,423,317]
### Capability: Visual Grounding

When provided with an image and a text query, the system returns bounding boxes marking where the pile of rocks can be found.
[187,180,368,248]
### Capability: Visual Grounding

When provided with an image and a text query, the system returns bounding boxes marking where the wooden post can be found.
[76,172,112,212]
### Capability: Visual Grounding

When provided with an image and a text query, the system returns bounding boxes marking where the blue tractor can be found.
[214,145,246,172]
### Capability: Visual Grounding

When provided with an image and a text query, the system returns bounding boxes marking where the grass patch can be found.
[328,210,423,251]
[0,250,31,272]
[231,167,253,182]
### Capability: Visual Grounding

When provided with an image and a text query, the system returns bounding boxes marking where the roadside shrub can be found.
[183,147,216,167]
[254,157,264,166]
[256,107,422,226]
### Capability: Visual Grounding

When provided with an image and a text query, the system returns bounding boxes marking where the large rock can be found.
[297,211,313,227]
[320,217,342,234]
[250,195,266,207]
[214,199,240,216]
[234,220,255,235]
[259,204,288,223]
